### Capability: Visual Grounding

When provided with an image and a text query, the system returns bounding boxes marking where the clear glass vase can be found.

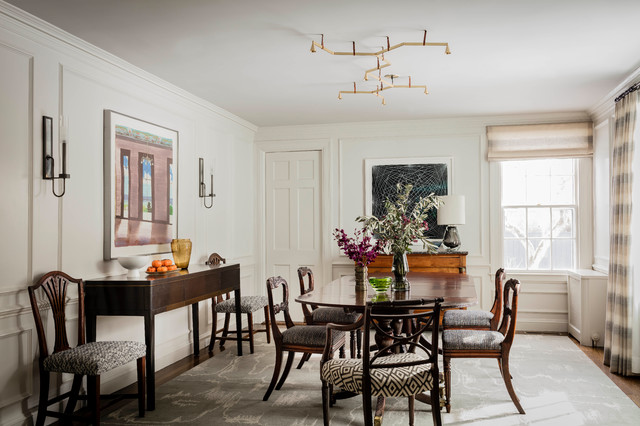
[392,251,410,291]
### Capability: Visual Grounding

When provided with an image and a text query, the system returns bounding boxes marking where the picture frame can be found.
[103,110,178,259]
[364,157,452,240]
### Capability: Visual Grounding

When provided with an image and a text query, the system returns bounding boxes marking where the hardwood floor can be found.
[568,335,640,407]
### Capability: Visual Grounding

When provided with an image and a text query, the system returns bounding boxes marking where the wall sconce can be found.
[42,116,70,197]
[198,157,215,208]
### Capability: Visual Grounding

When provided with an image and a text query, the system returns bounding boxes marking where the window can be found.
[501,159,576,271]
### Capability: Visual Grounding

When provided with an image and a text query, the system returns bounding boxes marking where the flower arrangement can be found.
[333,227,383,267]
[356,183,441,254]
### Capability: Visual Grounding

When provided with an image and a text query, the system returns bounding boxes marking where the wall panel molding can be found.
[0,328,33,408]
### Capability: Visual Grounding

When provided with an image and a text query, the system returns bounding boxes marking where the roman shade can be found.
[486,121,593,161]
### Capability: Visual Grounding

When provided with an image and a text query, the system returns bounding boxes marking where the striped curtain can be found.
[604,90,637,375]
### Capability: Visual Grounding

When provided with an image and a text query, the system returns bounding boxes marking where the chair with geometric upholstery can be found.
[443,268,505,330]
[321,297,443,426]
[207,253,271,355]
[263,276,346,401]
[28,271,146,426]
[442,278,525,415]
[297,266,361,368]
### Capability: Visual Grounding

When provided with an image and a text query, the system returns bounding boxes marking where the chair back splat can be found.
[321,297,444,426]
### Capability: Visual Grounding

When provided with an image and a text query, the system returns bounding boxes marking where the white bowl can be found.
[117,255,150,277]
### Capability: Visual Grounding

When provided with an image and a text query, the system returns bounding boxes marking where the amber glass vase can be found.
[171,239,192,269]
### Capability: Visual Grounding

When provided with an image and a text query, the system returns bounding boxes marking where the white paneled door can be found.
[265,151,322,320]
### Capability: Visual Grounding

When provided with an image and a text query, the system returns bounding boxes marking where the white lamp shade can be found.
[437,195,466,225]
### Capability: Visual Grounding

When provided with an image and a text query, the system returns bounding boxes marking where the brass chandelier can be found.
[310,30,451,105]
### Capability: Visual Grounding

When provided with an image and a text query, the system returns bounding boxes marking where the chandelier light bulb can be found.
[310,41,316,53]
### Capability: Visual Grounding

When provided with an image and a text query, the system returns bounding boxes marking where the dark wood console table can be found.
[85,263,241,410]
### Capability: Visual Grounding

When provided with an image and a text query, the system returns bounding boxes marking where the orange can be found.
[157,266,168,272]
[151,260,162,268]
[162,259,173,266]
[168,265,177,271]
[146,267,156,273]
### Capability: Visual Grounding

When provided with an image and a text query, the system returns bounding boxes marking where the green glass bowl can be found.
[369,277,392,293]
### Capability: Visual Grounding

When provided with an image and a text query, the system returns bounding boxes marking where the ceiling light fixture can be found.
[310,30,450,105]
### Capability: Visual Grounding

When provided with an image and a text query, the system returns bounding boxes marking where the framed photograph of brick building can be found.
[103,110,178,259]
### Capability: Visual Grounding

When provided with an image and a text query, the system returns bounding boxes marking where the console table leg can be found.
[144,313,155,411]
[234,288,243,356]
[86,313,97,343]
[192,302,200,356]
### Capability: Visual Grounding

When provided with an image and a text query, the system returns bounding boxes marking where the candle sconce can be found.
[198,157,215,208]
[42,116,70,198]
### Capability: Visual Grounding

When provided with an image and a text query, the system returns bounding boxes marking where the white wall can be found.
[256,111,591,333]
[0,4,258,425]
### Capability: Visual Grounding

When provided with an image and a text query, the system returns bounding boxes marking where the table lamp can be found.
[437,195,465,250]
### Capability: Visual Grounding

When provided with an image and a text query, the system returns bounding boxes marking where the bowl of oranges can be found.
[146,258,178,275]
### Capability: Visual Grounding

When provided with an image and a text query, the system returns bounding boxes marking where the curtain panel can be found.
[486,121,593,161]
[604,90,636,375]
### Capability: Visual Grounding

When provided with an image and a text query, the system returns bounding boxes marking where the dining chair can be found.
[297,266,361,367]
[29,271,146,426]
[442,268,505,330]
[321,298,444,426]
[442,278,525,414]
[207,253,271,355]
[263,276,346,401]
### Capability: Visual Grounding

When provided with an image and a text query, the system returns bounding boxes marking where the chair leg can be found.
[64,374,83,417]
[263,350,284,401]
[247,312,255,354]
[275,351,295,390]
[87,375,100,426]
[444,356,452,413]
[373,395,385,426]
[500,356,526,414]
[408,395,415,426]
[137,357,146,417]
[431,384,443,426]
[349,331,356,358]
[220,313,231,350]
[296,352,311,369]
[362,391,373,426]
[208,303,218,353]
[321,380,331,426]
[35,368,50,426]
[263,306,271,343]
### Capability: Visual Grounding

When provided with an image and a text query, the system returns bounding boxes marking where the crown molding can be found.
[589,65,640,122]
[0,1,257,132]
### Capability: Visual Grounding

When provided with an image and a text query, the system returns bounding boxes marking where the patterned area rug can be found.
[104,334,639,425]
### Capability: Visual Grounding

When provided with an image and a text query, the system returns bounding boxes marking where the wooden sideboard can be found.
[367,251,468,275]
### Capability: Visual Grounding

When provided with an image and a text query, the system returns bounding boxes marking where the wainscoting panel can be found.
[0,328,32,408]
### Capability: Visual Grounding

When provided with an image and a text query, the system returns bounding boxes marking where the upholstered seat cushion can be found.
[443,309,493,328]
[43,341,146,375]
[443,329,504,350]
[282,325,343,347]
[214,295,269,314]
[321,353,434,397]
[312,307,359,324]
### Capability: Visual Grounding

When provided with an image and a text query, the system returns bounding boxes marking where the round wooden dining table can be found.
[295,271,478,310]
[295,271,478,418]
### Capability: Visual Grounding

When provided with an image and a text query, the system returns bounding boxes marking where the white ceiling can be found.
[6,0,640,127]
